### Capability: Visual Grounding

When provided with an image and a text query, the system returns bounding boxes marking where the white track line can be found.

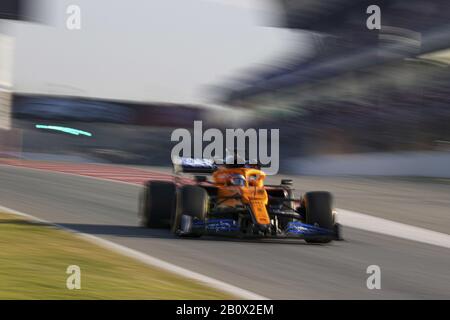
[0,204,268,300]
[337,209,450,249]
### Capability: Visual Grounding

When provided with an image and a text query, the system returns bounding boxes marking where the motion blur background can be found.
[1,0,450,176]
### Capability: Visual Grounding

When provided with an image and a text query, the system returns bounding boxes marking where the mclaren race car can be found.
[139,158,341,243]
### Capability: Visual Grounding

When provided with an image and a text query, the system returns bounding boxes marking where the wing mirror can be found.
[281,179,293,186]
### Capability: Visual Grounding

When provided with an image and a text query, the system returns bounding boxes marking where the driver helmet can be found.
[229,174,246,186]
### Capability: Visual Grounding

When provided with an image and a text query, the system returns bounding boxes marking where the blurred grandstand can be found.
[217,0,450,159]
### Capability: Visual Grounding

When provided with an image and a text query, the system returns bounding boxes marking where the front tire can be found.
[172,185,209,236]
[303,191,334,243]
[140,181,176,228]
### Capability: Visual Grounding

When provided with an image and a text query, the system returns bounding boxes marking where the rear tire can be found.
[172,185,209,236]
[303,191,334,243]
[140,181,176,228]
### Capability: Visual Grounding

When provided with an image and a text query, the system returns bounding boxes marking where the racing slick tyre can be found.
[303,191,334,244]
[171,185,209,237]
[140,181,177,228]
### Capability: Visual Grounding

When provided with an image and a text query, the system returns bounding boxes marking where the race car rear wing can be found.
[173,157,217,174]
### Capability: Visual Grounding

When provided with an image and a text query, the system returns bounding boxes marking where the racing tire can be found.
[140,181,177,228]
[171,185,209,236]
[302,191,334,244]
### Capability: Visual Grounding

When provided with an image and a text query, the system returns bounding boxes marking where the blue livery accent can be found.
[180,158,216,169]
[285,221,333,236]
[205,219,239,232]
[192,219,205,227]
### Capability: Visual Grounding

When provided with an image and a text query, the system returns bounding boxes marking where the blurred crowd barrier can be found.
[285,151,450,177]
[5,119,179,166]
[0,94,208,166]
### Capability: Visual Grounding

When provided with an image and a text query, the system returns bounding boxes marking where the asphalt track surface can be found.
[0,165,449,299]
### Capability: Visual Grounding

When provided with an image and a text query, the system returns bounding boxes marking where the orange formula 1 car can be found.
[139,158,341,243]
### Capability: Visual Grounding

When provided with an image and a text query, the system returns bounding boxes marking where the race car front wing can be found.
[177,215,341,241]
